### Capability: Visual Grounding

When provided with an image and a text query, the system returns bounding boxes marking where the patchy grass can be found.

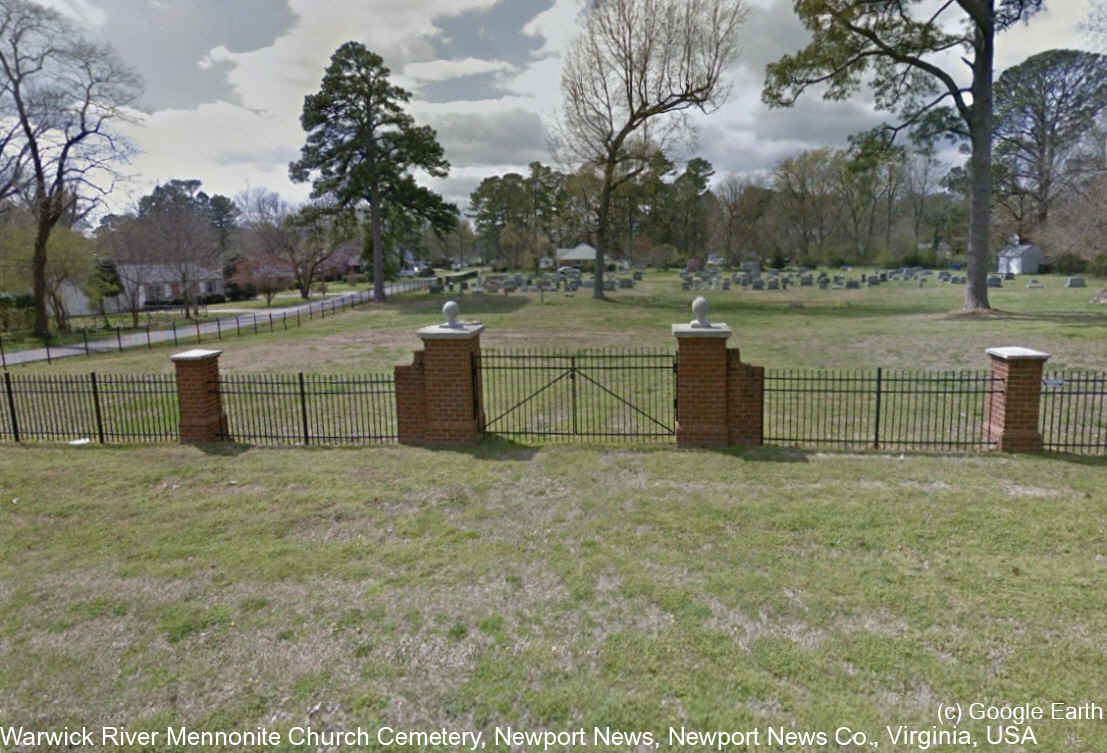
[1,442,1105,751]
[13,270,1107,376]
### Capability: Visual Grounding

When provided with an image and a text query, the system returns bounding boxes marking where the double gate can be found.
[479,350,676,441]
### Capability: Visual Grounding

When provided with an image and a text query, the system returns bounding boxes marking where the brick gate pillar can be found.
[673,297,733,447]
[986,346,1049,452]
[170,348,228,442]
[395,301,485,444]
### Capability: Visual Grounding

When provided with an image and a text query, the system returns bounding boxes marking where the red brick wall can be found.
[675,337,730,447]
[173,356,228,442]
[987,355,1045,452]
[394,335,484,444]
[676,337,764,448]
[727,349,764,446]
[395,350,426,444]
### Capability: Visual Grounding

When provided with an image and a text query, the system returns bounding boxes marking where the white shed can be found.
[997,242,1042,275]
[555,243,597,266]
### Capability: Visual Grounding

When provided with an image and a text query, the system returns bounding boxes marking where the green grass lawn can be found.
[1,442,1104,751]
[13,270,1107,375]
[3,270,1106,751]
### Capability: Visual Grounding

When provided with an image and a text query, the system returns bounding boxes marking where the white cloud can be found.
[38,0,107,26]
[404,57,515,82]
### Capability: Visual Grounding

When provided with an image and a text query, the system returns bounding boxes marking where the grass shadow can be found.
[191,441,253,456]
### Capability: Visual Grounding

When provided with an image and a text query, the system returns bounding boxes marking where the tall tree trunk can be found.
[594,160,614,299]
[964,22,994,311]
[32,221,50,338]
[370,185,386,302]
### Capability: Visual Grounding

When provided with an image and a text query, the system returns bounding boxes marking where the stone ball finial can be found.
[442,300,461,328]
[690,296,712,328]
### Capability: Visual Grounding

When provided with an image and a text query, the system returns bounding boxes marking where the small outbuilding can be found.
[555,243,597,267]
[997,238,1042,275]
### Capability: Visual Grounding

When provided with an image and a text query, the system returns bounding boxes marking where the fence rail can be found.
[480,349,676,440]
[763,368,1002,450]
[0,279,432,368]
[1,371,178,443]
[218,372,397,445]
[1040,370,1107,454]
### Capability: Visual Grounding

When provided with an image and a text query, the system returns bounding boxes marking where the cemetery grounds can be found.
[1,271,1105,751]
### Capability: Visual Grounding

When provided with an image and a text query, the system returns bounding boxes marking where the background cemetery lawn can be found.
[1,442,1104,751]
[14,269,1107,376]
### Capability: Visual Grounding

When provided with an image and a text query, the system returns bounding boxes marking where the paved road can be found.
[1,280,430,368]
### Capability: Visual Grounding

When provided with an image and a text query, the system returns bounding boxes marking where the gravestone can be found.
[633,270,643,281]
[987,275,1002,288]
[818,279,829,290]
[1004,272,1015,281]
[767,279,780,290]
[845,280,860,290]
[1065,277,1086,288]
[752,280,765,290]
[800,276,813,287]
[1026,279,1044,288]
[619,278,633,289]
[604,279,616,291]
[582,279,594,289]
[722,279,731,291]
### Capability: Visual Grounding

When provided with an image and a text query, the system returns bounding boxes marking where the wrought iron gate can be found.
[479,349,676,441]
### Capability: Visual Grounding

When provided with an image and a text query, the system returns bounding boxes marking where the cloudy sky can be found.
[44,0,1094,215]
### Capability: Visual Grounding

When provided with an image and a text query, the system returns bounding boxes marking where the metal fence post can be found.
[116,327,123,352]
[90,372,105,443]
[235,315,241,336]
[45,337,51,363]
[0,334,5,369]
[83,329,90,356]
[216,319,222,340]
[571,354,578,436]
[4,371,19,441]
[299,371,310,445]
[195,320,201,343]
[873,367,883,449]
[268,313,273,331]
[146,324,152,349]
[172,321,178,346]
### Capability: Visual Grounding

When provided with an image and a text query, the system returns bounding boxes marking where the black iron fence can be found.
[1040,370,1107,454]
[763,368,1002,450]
[218,372,397,445]
[0,279,432,368]
[480,349,676,440]
[1,371,178,443]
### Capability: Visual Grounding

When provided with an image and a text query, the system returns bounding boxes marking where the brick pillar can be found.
[985,346,1049,452]
[395,301,485,445]
[673,297,733,447]
[170,349,228,442]
[394,351,426,444]
[727,349,764,446]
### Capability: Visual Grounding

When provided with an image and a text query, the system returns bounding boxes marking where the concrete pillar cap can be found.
[986,346,1050,361]
[171,349,223,361]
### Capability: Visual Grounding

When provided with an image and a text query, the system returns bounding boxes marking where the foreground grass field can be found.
[13,270,1107,376]
[1,442,1104,751]
[3,271,1105,751]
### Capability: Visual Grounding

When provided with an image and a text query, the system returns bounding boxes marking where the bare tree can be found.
[96,212,149,327]
[0,0,142,337]
[137,181,220,319]
[237,188,350,300]
[555,0,747,297]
